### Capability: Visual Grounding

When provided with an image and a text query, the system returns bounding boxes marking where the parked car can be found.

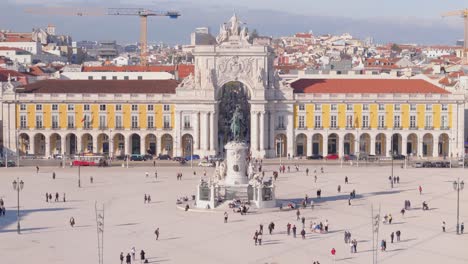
[185,155,201,161]
[53,154,63,160]
[173,156,186,162]
[392,154,406,160]
[115,155,127,161]
[130,154,145,161]
[143,154,154,160]
[325,153,339,160]
[207,155,223,162]
[414,162,423,168]
[198,160,215,167]
[307,154,323,160]
[434,161,443,168]
[0,160,16,167]
[344,154,357,161]
[422,161,433,168]
[366,154,378,162]
[157,154,171,160]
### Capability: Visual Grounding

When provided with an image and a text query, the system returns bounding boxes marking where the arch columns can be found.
[259,111,266,156]
[250,111,259,153]
[125,135,131,155]
[432,139,439,157]
[92,136,98,153]
[76,135,82,154]
[322,135,328,157]
[44,136,50,158]
[201,112,209,152]
[140,136,146,155]
[287,113,294,157]
[402,136,407,156]
[194,112,200,151]
[210,111,217,152]
[386,136,392,157]
[417,139,423,158]
[370,136,376,155]
[306,134,313,156]
[60,137,66,155]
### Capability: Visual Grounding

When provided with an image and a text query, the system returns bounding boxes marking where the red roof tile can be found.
[291,79,450,94]
[18,79,179,94]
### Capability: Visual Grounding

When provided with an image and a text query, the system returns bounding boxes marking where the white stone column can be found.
[30,135,36,155]
[209,111,216,152]
[200,112,209,152]
[323,133,328,156]
[250,111,258,152]
[370,136,376,155]
[92,136,98,153]
[402,137,407,156]
[259,111,265,155]
[287,113,294,157]
[306,133,313,156]
[140,135,146,155]
[174,111,182,156]
[125,135,131,155]
[60,137,65,155]
[155,135,161,157]
[417,137,423,158]
[76,135,81,154]
[44,135,50,158]
[339,134,345,157]
[269,111,275,151]
[194,112,200,150]
[432,138,438,157]
[354,136,359,155]
[386,136,392,157]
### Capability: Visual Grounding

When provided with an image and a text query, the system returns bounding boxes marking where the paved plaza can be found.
[0,163,466,264]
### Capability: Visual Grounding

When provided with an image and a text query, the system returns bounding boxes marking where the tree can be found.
[250,29,259,39]
[391,43,402,53]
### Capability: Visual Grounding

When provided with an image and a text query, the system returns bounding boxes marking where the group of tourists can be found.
[45,192,66,203]
[119,247,148,264]
[144,194,152,204]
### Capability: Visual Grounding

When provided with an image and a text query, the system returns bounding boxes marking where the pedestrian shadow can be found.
[0,207,72,232]
[399,238,416,243]
[148,201,164,204]
[386,248,406,252]
[161,237,181,241]
[74,225,92,228]
[115,222,140,227]
[229,219,245,223]
[0,226,49,233]
[337,257,355,261]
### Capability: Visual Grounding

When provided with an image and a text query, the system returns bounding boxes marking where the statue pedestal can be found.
[224,142,249,186]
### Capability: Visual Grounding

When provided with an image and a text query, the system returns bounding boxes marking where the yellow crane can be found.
[442,9,468,63]
[25,7,180,66]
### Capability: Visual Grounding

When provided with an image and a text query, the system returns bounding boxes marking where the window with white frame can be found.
[52,114,59,129]
[315,104,321,111]
[99,115,107,128]
[378,115,385,127]
[131,105,138,111]
[20,104,26,111]
[298,104,305,111]
[378,104,385,111]
[441,104,448,111]
[163,115,171,128]
[425,114,433,128]
[410,115,416,128]
[394,104,401,111]
[83,104,90,111]
[363,104,369,111]
[441,115,448,128]
[131,115,139,128]
[277,115,285,129]
[298,115,305,128]
[147,105,154,111]
[184,115,191,128]
[36,115,43,128]
[115,104,122,111]
[67,104,74,111]
[362,115,369,128]
[52,104,58,111]
[330,115,337,128]
[410,104,416,111]
[425,104,432,111]
[394,115,401,128]
[346,115,353,128]
[36,104,42,111]
[331,104,337,111]
[20,115,27,128]
[83,114,91,129]
[314,115,321,128]
[115,115,122,128]
[163,104,170,111]
[147,116,154,128]
[99,104,106,111]
[346,104,353,111]
[67,114,74,128]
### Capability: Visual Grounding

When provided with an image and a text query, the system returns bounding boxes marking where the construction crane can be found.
[25,7,180,66]
[442,8,468,63]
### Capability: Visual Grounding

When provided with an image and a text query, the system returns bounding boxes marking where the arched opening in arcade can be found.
[49,133,62,156]
[161,134,173,157]
[391,134,402,155]
[217,81,251,152]
[343,133,355,155]
[375,133,386,156]
[65,133,77,155]
[359,133,371,154]
[34,133,46,156]
[18,133,30,155]
[438,133,450,157]
[97,133,109,154]
[312,134,323,155]
[275,134,287,157]
[407,133,418,156]
[130,134,141,154]
[327,133,339,154]
[81,133,93,153]
[182,134,194,157]
[112,133,125,156]
[145,134,157,155]
[295,134,307,157]
[422,133,434,157]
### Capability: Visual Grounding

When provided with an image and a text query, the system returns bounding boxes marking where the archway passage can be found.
[423,134,434,157]
[161,134,173,157]
[65,133,77,155]
[343,133,355,155]
[113,133,125,156]
[275,134,287,157]
[145,134,157,155]
[50,133,62,156]
[359,133,371,154]
[312,134,323,155]
[375,133,386,156]
[130,134,141,154]
[18,133,30,155]
[182,134,194,157]
[438,133,449,157]
[407,133,418,156]
[391,134,402,155]
[217,81,250,151]
[81,133,93,153]
[98,133,109,154]
[328,133,339,154]
[295,134,307,157]
[34,133,46,156]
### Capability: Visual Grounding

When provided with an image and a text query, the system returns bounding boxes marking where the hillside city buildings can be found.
[1,15,468,160]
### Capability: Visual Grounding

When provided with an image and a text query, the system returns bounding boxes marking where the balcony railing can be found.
[163,126,172,130]
[99,126,108,130]
[314,126,323,130]
[378,126,387,130]
[52,126,60,130]
[297,126,306,130]
[146,126,156,130]
[409,126,418,130]
[424,126,434,130]
[36,126,44,130]
[361,126,370,130]
[131,127,140,130]
[114,126,124,130]
[345,126,354,130]
[330,126,339,130]
[440,126,450,130]
[393,126,402,130]
[276,126,286,130]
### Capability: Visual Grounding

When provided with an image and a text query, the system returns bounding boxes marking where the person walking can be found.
[296,209,301,220]
[345,176,348,184]
[388,214,393,224]
[224,212,228,223]
[324,220,329,232]
[400,208,405,217]
[257,233,262,245]
[154,228,159,240]
[36,165,39,174]
[145,171,149,178]
[90,176,94,183]
[314,175,317,183]
[69,217,75,227]
[147,195,151,203]
[63,193,66,203]
[301,217,306,228]
[46,192,49,203]
[131,247,136,261]
[287,223,291,235]
[396,230,401,241]
[268,222,275,234]
[337,185,341,193]
[292,225,297,238]
[144,194,148,204]
[140,250,146,262]
[442,221,446,232]
[253,231,258,245]
[154,171,158,179]
[52,171,56,180]
[353,239,358,253]
[55,192,59,202]
[418,185,422,195]
[461,223,464,234]
[125,253,131,264]
[120,252,124,264]
[301,229,306,239]
[259,224,263,234]
[306,168,309,176]
[390,232,394,243]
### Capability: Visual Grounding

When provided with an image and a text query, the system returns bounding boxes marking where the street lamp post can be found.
[453,178,464,234]
[12,178,24,234]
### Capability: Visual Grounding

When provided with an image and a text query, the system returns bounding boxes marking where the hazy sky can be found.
[0,0,465,45]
